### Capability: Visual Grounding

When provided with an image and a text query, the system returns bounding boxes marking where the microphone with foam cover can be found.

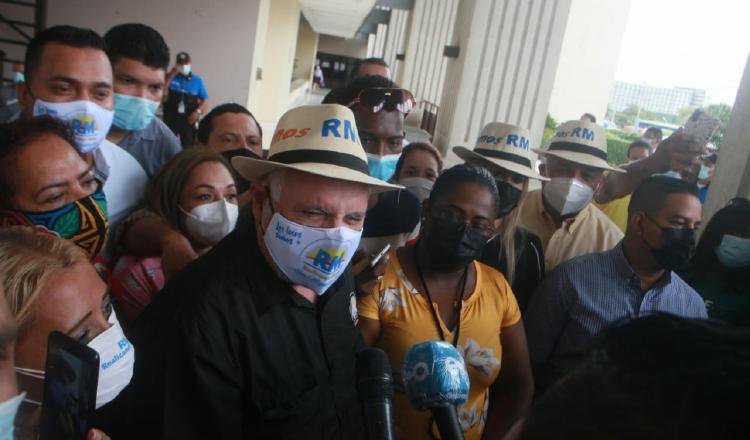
[356,347,396,440]
[402,340,469,440]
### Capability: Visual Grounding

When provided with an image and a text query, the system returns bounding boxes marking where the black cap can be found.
[176,51,190,63]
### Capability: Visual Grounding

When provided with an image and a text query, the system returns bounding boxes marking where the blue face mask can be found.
[698,164,711,180]
[715,234,750,268]
[113,93,159,131]
[367,153,401,181]
[12,71,24,83]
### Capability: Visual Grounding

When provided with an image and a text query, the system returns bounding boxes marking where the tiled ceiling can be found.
[299,0,378,38]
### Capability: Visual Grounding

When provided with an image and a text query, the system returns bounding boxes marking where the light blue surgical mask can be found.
[179,64,191,76]
[113,93,159,131]
[367,153,400,181]
[0,393,25,439]
[698,164,711,180]
[715,234,750,268]
[12,71,24,83]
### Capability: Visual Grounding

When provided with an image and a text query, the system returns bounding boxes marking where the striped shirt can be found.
[525,242,707,386]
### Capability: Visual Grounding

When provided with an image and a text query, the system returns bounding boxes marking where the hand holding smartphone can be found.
[39,331,99,440]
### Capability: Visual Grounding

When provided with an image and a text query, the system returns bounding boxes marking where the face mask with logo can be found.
[542,178,594,217]
[15,310,134,410]
[12,71,24,84]
[642,215,695,271]
[181,199,239,246]
[715,234,750,268]
[33,99,114,153]
[179,64,192,76]
[424,217,491,272]
[399,177,433,203]
[113,93,159,131]
[263,211,362,296]
[367,153,401,181]
[0,189,109,259]
[496,181,522,218]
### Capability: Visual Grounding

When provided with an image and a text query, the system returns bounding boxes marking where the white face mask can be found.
[15,310,134,410]
[542,178,594,217]
[399,177,434,203]
[715,234,750,268]
[33,99,114,153]
[0,393,25,437]
[89,310,134,409]
[179,64,192,75]
[181,199,239,246]
[263,211,362,296]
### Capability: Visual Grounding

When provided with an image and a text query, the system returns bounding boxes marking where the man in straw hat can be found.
[517,120,624,271]
[127,104,400,438]
[453,122,548,310]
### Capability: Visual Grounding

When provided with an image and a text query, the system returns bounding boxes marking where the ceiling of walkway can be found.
[299,0,378,38]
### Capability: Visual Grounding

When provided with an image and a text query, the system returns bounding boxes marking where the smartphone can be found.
[39,331,100,440]
[683,109,720,145]
[369,243,392,269]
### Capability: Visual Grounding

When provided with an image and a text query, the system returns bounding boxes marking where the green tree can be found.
[702,103,732,147]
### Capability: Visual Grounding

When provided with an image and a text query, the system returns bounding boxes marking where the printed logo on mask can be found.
[305,244,348,275]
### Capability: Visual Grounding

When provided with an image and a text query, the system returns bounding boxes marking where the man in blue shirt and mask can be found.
[104,23,182,177]
[163,51,208,147]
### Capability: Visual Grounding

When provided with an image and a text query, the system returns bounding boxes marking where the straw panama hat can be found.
[453,122,549,181]
[232,104,402,192]
[532,120,625,173]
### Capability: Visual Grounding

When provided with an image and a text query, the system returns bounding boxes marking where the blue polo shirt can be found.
[168,73,208,99]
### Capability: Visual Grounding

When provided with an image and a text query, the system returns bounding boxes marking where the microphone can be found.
[401,341,469,440]
[356,347,396,440]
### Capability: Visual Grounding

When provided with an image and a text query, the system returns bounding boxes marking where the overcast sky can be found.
[615,0,750,105]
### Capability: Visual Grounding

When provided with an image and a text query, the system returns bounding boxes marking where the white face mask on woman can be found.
[15,310,135,410]
[181,199,239,246]
[399,177,434,203]
[542,178,594,217]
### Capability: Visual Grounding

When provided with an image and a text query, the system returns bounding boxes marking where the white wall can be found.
[317,34,367,58]
[46,0,262,109]
[546,0,632,123]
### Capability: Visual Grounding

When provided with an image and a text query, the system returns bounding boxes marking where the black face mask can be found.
[424,217,491,271]
[496,181,522,218]
[643,215,696,271]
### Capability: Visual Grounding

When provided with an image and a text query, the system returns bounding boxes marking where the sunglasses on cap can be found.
[347,88,417,115]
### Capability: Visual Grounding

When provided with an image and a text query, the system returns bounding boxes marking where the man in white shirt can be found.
[16,25,147,231]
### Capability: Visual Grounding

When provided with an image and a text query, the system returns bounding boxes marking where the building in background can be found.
[608,80,706,115]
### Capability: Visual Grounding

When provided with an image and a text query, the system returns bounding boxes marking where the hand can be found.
[187,111,200,125]
[87,429,111,440]
[353,251,390,297]
[652,128,706,174]
[160,233,198,279]
[169,65,179,76]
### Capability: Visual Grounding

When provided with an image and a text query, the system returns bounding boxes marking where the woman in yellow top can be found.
[358,164,533,440]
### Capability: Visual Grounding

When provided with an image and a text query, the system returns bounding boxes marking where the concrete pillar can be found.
[249,0,301,124]
[433,0,573,161]
[703,54,750,222]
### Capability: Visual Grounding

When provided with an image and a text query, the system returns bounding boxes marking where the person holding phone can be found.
[0,227,133,438]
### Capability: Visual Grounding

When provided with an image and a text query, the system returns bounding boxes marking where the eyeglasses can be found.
[347,88,417,115]
[430,210,496,237]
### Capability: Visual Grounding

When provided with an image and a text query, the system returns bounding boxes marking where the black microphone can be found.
[402,341,469,440]
[356,347,396,440]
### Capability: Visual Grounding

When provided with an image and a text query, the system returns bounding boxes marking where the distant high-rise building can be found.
[608,81,706,116]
